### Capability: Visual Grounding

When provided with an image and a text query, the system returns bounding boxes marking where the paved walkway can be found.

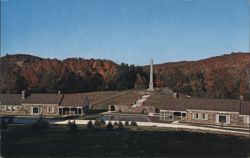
[52,119,250,137]
[99,115,151,122]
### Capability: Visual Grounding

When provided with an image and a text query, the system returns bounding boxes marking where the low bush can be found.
[118,121,124,129]
[87,120,94,129]
[106,122,113,131]
[125,120,129,126]
[114,121,118,126]
[67,120,78,133]
[100,119,106,126]
[31,117,49,131]
[130,121,137,126]
[94,119,101,127]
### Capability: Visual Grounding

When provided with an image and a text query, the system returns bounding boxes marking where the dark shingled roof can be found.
[157,98,242,113]
[23,94,63,105]
[0,94,23,105]
[60,94,89,107]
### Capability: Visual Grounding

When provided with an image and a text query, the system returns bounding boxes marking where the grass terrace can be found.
[87,91,141,110]
[1,124,250,157]
[143,93,172,107]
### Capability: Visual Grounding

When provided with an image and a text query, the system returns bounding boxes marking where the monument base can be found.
[147,83,154,92]
[147,88,155,92]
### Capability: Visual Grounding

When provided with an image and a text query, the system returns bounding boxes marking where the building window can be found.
[160,110,172,120]
[192,113,206,120]
[202,114,208,120]
[195,113,199,119]
[32,107,39,114]
[12,106,16,112]
[192,113,195,119]
[6,106,11,112]
[47,107,54,113]
[78,108,82,115]
[219,115,226,123]
[216,114,230,124]
[173,112,181,116]
[192,113,199,120]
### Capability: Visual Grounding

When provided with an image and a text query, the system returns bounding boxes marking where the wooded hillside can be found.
[1,52,249,100]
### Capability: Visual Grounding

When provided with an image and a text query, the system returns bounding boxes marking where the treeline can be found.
[2,62,148,94]
[156,66,250,100]
[1,53,250,100]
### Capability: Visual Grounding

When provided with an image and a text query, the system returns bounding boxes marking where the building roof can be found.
[0,94,23,105]
[23,94,64,105]
[156,97,246,113]
[60,94,89,107]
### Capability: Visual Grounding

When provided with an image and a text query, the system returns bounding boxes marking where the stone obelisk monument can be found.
[147,59,154,91]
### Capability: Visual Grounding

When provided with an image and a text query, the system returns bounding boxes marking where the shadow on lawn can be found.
[1,125,250,157]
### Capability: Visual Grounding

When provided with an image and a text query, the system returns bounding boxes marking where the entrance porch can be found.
[59,107,84,116]
[160,110,187,121]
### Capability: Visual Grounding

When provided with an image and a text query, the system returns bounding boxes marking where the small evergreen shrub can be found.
[94,119,101,127]
[106,122,113,131]
[100,119,106,126]
[130,121,137,126]
[87,120,94,129]
[67,120,78,133]
[1,119,8,130]
[118,121,124,129]
[114,121,118,126]
[125,120,129,126]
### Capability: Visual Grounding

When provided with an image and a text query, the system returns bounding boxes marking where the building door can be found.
[78,108,82,115]
[173,112,182,120]
[110,105,115,111]
[59,108,63,115]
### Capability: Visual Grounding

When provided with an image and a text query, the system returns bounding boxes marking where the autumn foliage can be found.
[0,52,250,100]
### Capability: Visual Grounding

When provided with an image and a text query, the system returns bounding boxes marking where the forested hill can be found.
[144,52,250,100]
[1,52,250,100]
[0,54,148,93]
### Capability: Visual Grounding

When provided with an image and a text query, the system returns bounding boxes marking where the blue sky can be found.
[1,0,249,65]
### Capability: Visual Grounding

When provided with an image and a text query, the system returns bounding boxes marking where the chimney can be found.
[240,95,244,113]
[21,90,26,100]
[240,95,244,103]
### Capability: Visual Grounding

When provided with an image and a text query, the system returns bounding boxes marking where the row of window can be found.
[5,106,17,112]
[192,113,208,121]
[31,106,55,114]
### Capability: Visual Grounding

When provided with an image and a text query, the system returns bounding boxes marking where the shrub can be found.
[106,122,113,131]
[114,121,118,126]
[100,119,106,126]
[1,119,8,130]
[130,121,137,126]
[125,120,129,126]
[94,119,101,127]
[67,120,78,133]
[32,117,49,131]
[87,120,94,129]
[118,121,124,129]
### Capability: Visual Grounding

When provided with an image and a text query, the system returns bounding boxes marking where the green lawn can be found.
[1,124,250,157]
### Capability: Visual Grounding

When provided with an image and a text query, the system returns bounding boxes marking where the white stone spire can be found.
[147,58,154,91]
